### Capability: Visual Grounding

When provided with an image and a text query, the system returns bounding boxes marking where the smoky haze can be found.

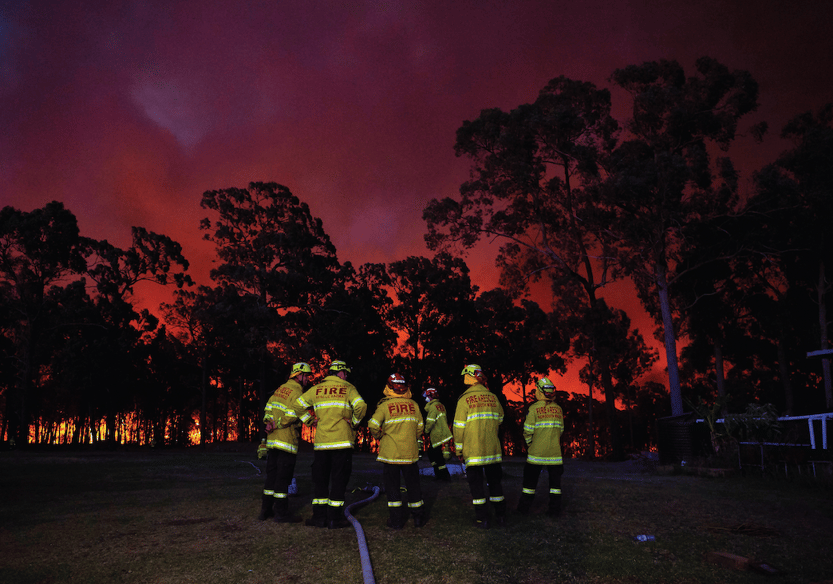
[2,0,832,391]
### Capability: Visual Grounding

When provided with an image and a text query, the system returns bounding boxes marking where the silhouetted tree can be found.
[424,76,634,457]
[84,227,191,447]
[162,284,250,446]
[572,300,657,456]
[384,253,477,395]
[200,181,340,433]
[603,57,760,416]
[308,261,397,410]
[469,288,570,452]
[0,202,86,445]
[757,104,833,409]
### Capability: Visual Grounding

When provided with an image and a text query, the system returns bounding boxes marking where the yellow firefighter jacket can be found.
[424,398,453,448]
[523,386,564,465]
[295,375,367,450]
[263,377,305,454]
[453,382,504,466]
[369,386,424,464]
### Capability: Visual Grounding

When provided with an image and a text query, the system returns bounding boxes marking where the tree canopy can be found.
[3,63,833,459]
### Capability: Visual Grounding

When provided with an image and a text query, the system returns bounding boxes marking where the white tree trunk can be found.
[657,262,684,416]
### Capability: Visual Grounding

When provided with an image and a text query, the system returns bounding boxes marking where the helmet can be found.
[536,377,556,397]
[290,362,312,378]
[387,373,408,394]
[329,360,351,373]
[460,364,483,377]
[423,387,438,402]
[461,364,486,386]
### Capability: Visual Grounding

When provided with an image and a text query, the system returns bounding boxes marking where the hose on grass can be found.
[345,485,381,584]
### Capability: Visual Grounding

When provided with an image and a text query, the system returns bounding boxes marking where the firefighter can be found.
[294,360,367,529]
[453,364,506,529]
[422,387,453,481]
[517,377,565,517]
[369,373,426,529]
[259,362,313,522]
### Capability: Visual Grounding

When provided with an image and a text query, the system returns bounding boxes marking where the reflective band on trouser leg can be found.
[472,498,486,505]
[263,489,274,496]
[489,496,504,503]
[312,498,330,506]
[408,500,424,509]
[550,488,562,495]
[388,501,402,508]
[329,500,345,508]
[522,488,536,495]
[274,492,288,499]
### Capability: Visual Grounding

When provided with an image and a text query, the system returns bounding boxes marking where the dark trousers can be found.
[382,462,423,507]
[466,462,504,504]
[426,445,445,468]
[264,449,297,497]
[522,462,563,495]
[311,448,353,506]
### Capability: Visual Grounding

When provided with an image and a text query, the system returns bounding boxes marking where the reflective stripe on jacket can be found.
[369,395,424,464]
[424,399,453,447]
[263,378,304,454]
[453,383,504,466]
[523,387,564,465]
[295,375,367,450]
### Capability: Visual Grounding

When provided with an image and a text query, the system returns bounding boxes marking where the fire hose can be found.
[345,485,381,584]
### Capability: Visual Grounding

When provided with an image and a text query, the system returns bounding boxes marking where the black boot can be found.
[257,494,274,521]
[305,505,327,528]
[412,508,427,528]
[474,503,490,529]
[494,500,507,528]
[516,493,534,515]
[273,497,302,523]
[436,465,452,481]
[328,506,351,529]
[386,505,405,529]
[547,494,562,517]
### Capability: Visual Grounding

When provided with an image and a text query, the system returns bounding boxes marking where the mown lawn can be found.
[1,446,831,584]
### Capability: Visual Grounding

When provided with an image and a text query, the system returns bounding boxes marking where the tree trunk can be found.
[656,262,684,416]
[106,406,116,449]
[599,354,624,460]
[585,297,624,460]
[259,351,269,440]
[775,313,795,414]
[587,374,595,459]
[627,384,634,450]
[713,338,727,416]
[17,323,34,446]
[200,354,208,448]
[237,377,245,442]
[818,259,833,409]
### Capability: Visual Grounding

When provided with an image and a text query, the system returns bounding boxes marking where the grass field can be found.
[1,445,832,584]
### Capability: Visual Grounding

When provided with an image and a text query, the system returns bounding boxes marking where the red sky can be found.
[3,0,833,394]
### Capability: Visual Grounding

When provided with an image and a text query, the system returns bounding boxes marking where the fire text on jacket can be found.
[465,394,497,407]
[315,386,347,397]
[388,401,416,415]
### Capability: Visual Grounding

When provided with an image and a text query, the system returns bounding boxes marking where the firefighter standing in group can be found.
[294,360,367,529]
[259,362,313,523]
[368,373,427,529]
[422,387,453,481]
[453,364,506,529]
[517,377,565,517]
